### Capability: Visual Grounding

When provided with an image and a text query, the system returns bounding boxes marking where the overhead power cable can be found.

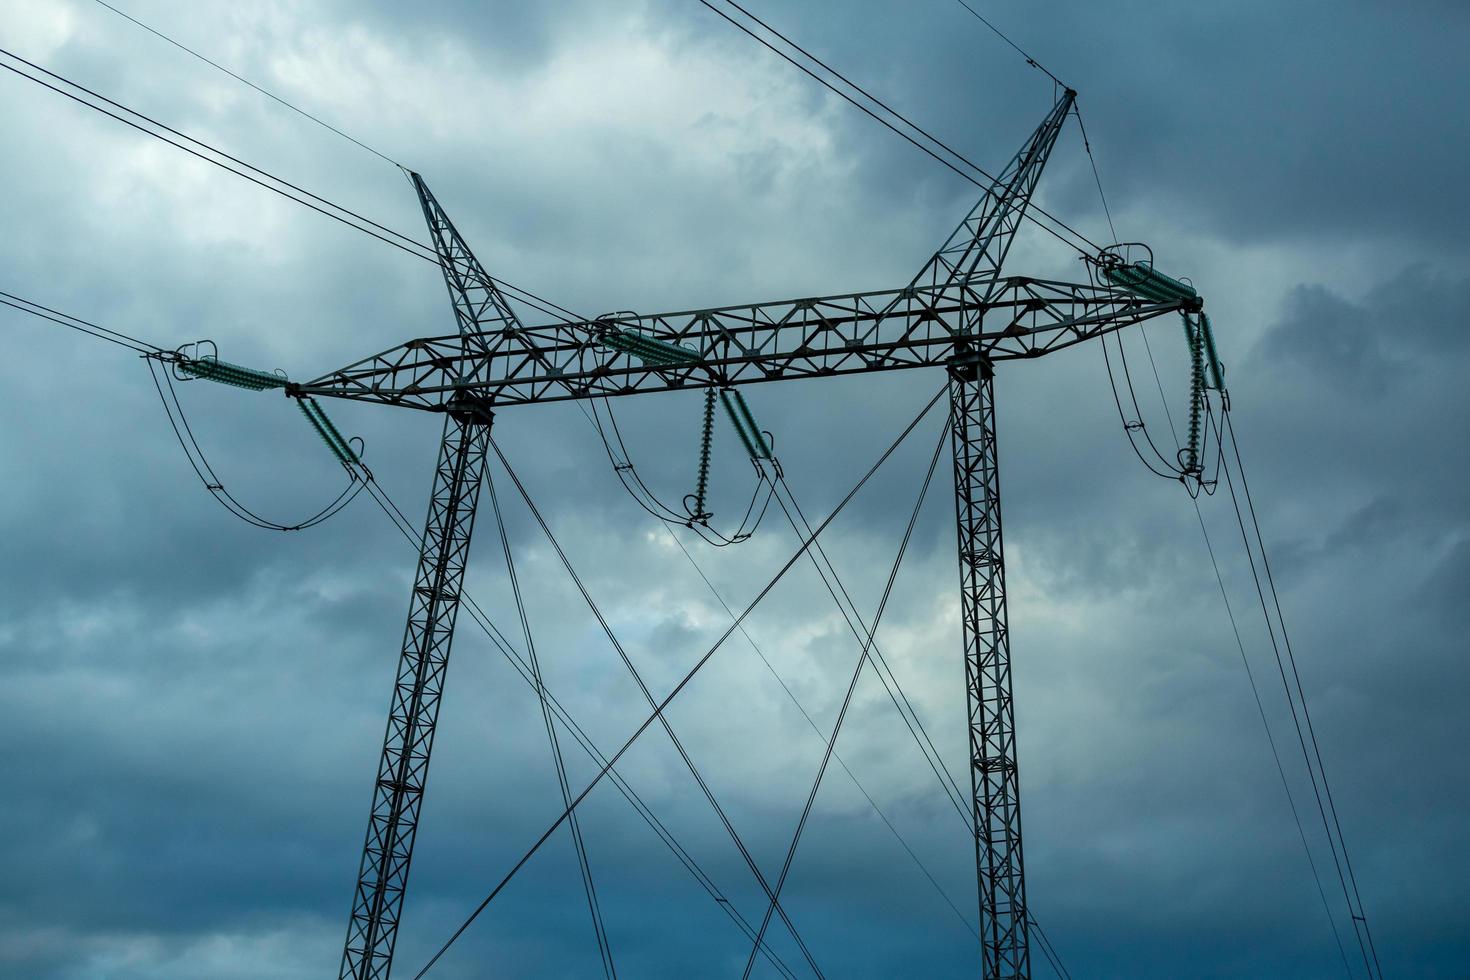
[659,524,980,925]
[584,396,776,547]
[695,0,1102,258]
[89,0,405,169]
[646,410,1072,978]
[769,468,974,825]
[5,283,802,973]
[1074,105,1118,245]
[358,467,805,979]
[1079,127,1364,972]
[951,0,1064,88]
[7,290,367,532]
[1191,479,1354,976]
[484,469,618,979]
[767,464,1098,978]
[1215,412,1383,979]
[409,385,946,979]
[741,417,948,977]
[0,46,579,326]
[754,424,1073,980]
[2,288,160,354]
[145,357,367,531]
[487,434,826,978]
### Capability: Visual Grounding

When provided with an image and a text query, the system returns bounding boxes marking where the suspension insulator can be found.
[693,388,715,517]
[719,389,760,460]
[1102,262,1198,305]
[731,390,772,459]
[179,356,286,391]
[1183,314,1205,474]
[297,396,361,467]
[604,328,702,366]
[1198,312,1226,392]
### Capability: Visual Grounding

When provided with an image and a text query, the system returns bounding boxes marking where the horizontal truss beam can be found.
[299,276,1194,411]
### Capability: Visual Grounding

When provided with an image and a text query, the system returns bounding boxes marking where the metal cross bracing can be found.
[340,174,517,980]
[298,275,1183,411]
[341,408,492,980]
[949,362,1027,979]
[312,87,1202,979]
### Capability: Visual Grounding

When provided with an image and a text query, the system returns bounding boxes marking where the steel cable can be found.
[0,47,581,326]
[487,433,827,978]
[408,384,946,978]
[740,418,948,977]
[484,469,618,979]
[359,477,805,980]
[1216,411,1383,978]
[89,0,406,169]
[698,0,1102,258]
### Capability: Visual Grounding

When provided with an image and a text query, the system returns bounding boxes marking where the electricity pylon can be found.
[302,88,1203,979]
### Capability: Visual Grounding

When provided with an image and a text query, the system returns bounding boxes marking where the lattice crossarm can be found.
[297,278,1187,410]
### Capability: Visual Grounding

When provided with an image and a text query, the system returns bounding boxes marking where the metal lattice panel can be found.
[341,411,492,980]
[299,277,1187,411]
[950,366,1030,980]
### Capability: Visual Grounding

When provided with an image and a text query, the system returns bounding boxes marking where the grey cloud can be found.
[3,1,1467,977]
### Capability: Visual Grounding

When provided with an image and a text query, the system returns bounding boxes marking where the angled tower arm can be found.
[913,89,1075,298]
[411,172,600,389]
[414,173,523,351]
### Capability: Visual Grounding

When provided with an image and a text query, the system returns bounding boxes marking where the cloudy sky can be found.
[2,1,1466,977]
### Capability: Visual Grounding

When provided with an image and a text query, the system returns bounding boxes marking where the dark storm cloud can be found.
[2,1,1467,978]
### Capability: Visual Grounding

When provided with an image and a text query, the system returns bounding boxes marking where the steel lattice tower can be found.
[304,89,1203,979]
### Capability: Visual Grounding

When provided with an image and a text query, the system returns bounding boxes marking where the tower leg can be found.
[341,405,492,980]
[949,362,1030,979]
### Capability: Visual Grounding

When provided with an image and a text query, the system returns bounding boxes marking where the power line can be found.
[145,357,366,531]
[484,468,618,979]
[695,0,1103,258]
[740,419,948,977]
[1217,412,1383,979]
[360,467,807,979]
[487,432,827,978]
[408,385,946,978]
[1028,914,1072,980]
[89,0,406,169]
[1076,108,1365,974]
[951,0,1063,88]
[1074,105,1118,245]
[0,48,429,259]
[1190,480,1354,976]
[0,46,581,327]
[1102,313,1363,973]
[767,447,1079,980]
[1,288,159,354]
[657,426,1072,979]
[771,472,974,824]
